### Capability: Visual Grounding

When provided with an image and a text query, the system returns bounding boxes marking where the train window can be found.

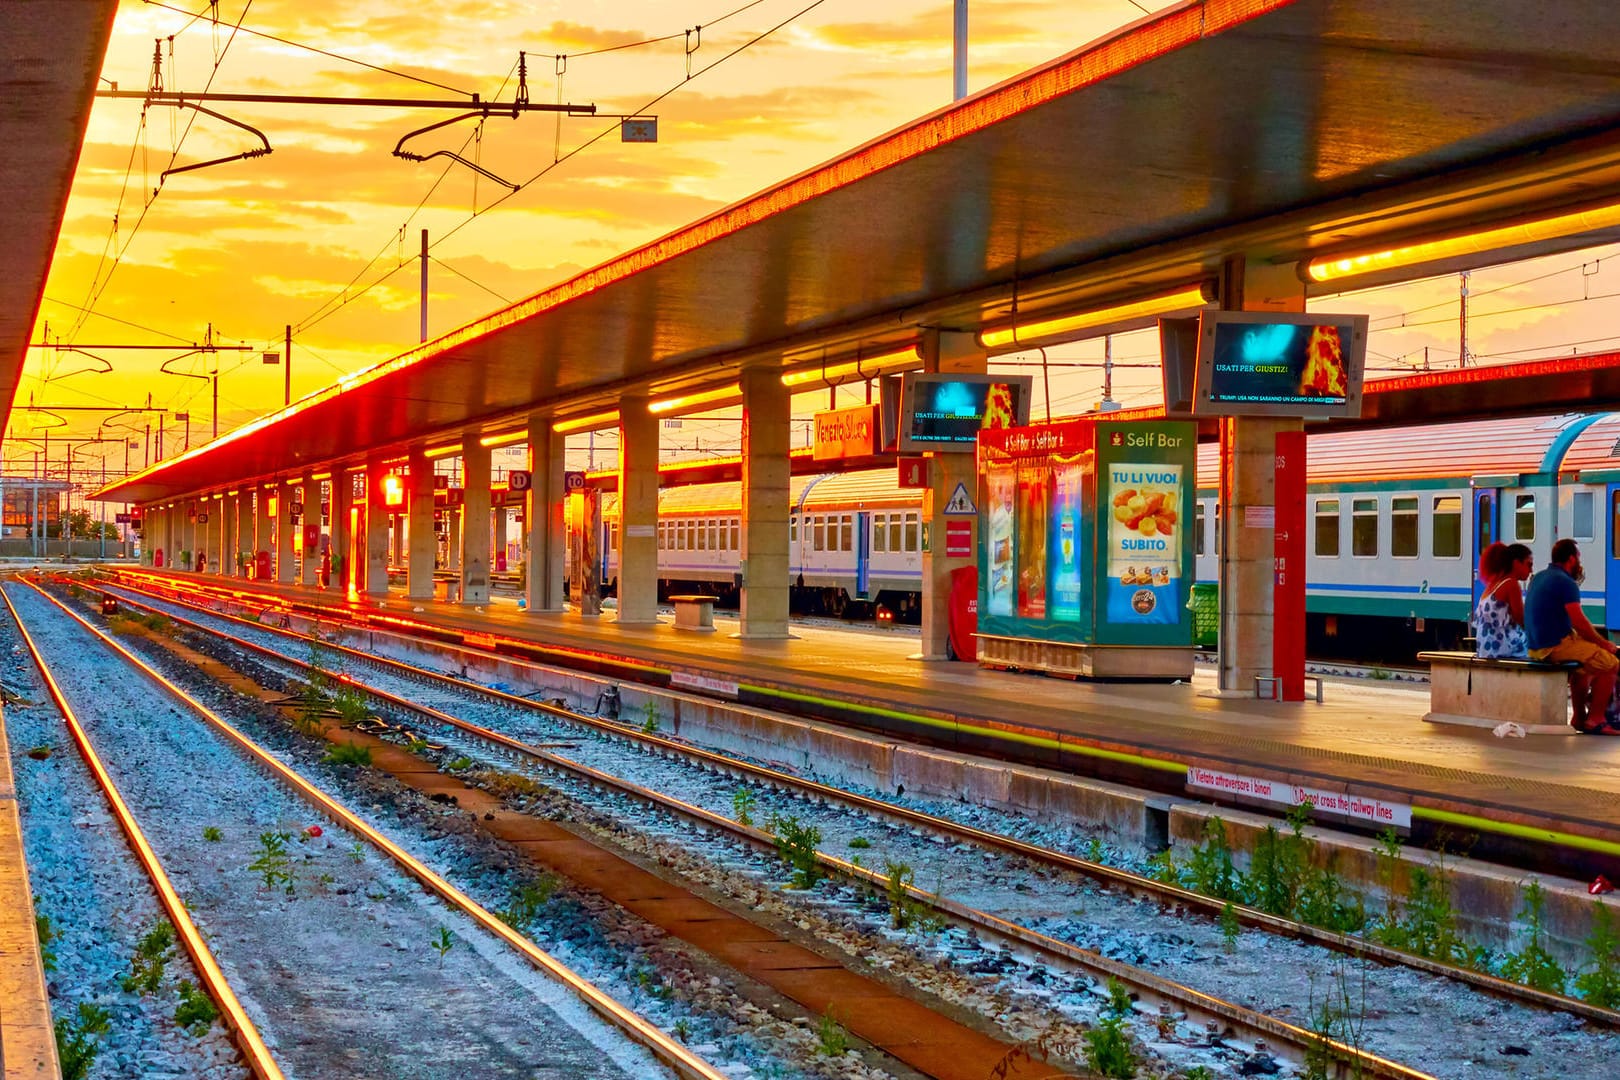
[1573,490,1595,542]
[905,512,920,552]
[1194,503,1205,556]
[1351,498,1377,557]
[1432,496,1462,558]
[730,520,739,550]
[1514,493,1536,542]
[1213,503,1221,557]
[873,514,888,552]
[840,514,853,552]
[657,521,666,550]
[1314,499,1340,557]
[790,515,798,544]
[890,516,903,552]
[814,516,827,552]
[1391,497,1419,558]
[710,522,720,551]
[698,522,708,551]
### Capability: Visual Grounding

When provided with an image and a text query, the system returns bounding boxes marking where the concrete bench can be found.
[668,594,718,633]
[1417,651,1580,735]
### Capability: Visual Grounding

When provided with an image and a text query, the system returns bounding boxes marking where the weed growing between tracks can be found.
[1500,881,1566,994]
[1302,954,1369,1080]
[173,979,219,1035]
[768,813,822,889]
[1577,903,1620,1008]
[249,831,296,893]
[55,1002,111,1080]
[120,919,175,994]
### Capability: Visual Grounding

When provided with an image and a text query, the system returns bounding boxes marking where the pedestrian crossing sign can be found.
[943,482,977,516]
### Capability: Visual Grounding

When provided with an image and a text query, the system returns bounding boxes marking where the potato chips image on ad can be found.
[1106,464,1182,624]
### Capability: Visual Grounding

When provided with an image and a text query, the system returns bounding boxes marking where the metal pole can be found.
[284,324,292,406]
[420,229,429,342]
[157,414,165,461]
[99,457,106,560]
[1458,270,1470,368]
[212,371,219,440]
[953,0,968,101]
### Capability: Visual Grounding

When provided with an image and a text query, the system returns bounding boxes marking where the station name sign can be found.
[812,404,878,462]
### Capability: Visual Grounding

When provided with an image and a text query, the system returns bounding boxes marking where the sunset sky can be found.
[18,0,1620,483]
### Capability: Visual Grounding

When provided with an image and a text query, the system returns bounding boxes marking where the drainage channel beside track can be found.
[78,572,1620,1079]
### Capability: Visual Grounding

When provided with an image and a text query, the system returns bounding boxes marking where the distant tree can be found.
[50,510,118,540]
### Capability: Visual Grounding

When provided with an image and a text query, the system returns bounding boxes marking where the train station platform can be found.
[0,700,59,1078]
[98,567,1620,878]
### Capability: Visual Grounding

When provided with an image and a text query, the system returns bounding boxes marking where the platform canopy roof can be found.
[100,0,1620,504]
[0,1,120,439]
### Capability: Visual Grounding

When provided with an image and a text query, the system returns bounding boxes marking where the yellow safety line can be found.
[1,583,287,1080]
[23,579,725,1080]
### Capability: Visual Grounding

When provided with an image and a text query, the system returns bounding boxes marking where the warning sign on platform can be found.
[672,670,739,698]
[944,519,974,557]
[1187,766,1411,829]
[942,482,977,516]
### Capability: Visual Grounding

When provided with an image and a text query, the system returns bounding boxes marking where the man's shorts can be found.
[1530,633,1620,673]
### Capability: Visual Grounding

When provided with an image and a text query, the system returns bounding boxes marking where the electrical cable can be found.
[293,0,830,337]
[140,0,473,95]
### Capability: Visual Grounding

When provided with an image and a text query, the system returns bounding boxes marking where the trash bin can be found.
[1190,582,1219,648]
[434,578,461,603]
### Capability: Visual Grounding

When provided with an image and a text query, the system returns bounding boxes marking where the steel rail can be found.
[93,572,1620,1030]
[0,583,287,1080]
[17,579,727,1080]
[82,579,1436,1080]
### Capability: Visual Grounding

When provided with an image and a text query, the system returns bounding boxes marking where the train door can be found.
[855,511,871,599]
[1471,487,1499,609]
[1606,484,1620,635]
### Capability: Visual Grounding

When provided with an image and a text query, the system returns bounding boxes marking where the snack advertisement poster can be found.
[1104,463,1182,626]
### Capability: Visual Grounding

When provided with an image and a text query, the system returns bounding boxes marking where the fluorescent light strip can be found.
[979,284,1211,350]
[780,346,919,387]
[553,410,621,434]
[1306,202,1620,283]
[647,383,742,415]
[423,444,462,460]
[479,430,527,449]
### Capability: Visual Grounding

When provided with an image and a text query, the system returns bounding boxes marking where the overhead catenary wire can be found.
[292,0,832,338]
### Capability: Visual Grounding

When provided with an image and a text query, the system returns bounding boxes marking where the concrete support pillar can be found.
[234,493,252,575]
[617,397,660,624]
[920,330,985,659]
[275,481,296,584]
[212,495,226,573]
[252,487,269,569]
[182,502,195,569]
[365,459,391,596]
[739,367,791,638]
[407,446,435,600]
[447,508,462,571]
[493,504,508,571]
[331,471,353,593]
[526,416,567,613]
[1217,258,1307,695]
[299,477,319,586]
[460,444,491,604]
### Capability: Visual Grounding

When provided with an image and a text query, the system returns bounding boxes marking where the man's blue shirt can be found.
[1524,564,1580,650]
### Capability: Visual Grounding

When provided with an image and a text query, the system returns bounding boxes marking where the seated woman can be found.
[1474,541,1531,659]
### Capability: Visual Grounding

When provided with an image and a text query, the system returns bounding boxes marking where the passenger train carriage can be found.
[586,413,1620,659]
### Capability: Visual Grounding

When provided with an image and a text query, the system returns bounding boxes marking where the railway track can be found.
[80,572,1620,1078]
[2,578,723,1080]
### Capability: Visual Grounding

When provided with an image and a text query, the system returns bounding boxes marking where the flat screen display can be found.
[898,373,1033,452]
[1193,311,1368,417]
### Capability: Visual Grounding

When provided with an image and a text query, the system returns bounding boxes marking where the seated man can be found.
[1524,538,1620,733]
